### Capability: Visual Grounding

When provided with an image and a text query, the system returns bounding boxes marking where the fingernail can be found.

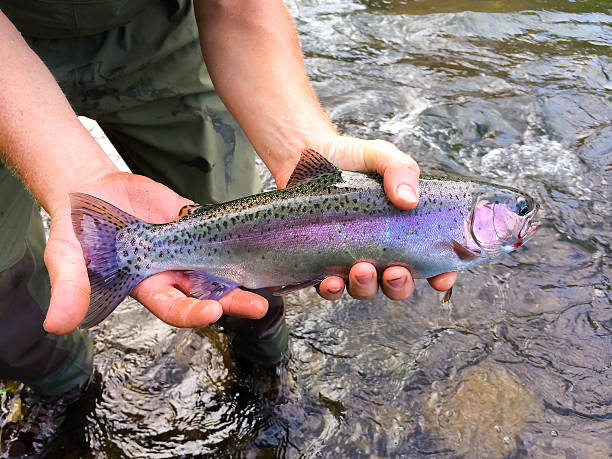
[387,276,406,289]
[356,273,373,285]
[397,184,417,204]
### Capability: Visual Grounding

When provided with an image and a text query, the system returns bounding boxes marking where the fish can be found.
[71,149,539,328]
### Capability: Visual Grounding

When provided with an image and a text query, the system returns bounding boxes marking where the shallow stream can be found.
[3,0,612,457]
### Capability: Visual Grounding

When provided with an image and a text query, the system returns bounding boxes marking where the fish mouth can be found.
[519,205,540,239]
[515,205,540,247]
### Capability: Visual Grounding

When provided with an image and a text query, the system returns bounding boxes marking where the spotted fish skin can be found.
[128,173,473,283]
[71,150,538,328]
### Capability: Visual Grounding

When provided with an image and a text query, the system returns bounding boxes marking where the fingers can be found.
[427,271,457,292]
[131,272,216,327]
[347,264,414,300]
[132,272,268,328]
[381,266,414,300]
[318,276,345,300]
[347,262,378,299]
[147,289,224,328]
[382,155,420,210]
[327,137,420,210]
[362,139,420,210]
[316,266,456,302]
[218,289,268,319]
[43,210,91,335]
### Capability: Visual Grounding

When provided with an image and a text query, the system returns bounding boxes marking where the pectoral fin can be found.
[272,278,326,296]
[451,239,484,261]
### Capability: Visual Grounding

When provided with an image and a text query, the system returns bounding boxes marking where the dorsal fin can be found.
[286,149,340,188]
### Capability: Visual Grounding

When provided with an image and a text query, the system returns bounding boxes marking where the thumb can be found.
[43,208,90,334]
[327,137,420,210]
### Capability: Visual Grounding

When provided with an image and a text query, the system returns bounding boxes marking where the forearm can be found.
[0,11,117,216]
[193,0,338,187]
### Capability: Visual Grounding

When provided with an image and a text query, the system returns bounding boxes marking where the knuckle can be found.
[220,290,246,316]
[163,297,191,327]
[161,300,179,325]
[223,295,238,316]
[405,158,420,175]
[182,302,201,327]
[394,155,419,176]
[365,140,420,177]
[371,139,396,152]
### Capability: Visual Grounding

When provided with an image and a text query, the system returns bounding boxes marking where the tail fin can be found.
[70,193,145,328]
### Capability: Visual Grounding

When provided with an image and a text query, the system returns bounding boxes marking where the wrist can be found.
[44,164,119,218]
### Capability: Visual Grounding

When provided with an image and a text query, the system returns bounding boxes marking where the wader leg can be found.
[0,164,93,396]
[219,290,289,367]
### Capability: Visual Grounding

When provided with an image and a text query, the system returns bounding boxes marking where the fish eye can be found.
[516,197,530,216]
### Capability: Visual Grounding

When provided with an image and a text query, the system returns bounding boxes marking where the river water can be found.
[3,0,611,457]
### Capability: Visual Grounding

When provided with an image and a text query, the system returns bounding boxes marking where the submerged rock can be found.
[422,361,539,458]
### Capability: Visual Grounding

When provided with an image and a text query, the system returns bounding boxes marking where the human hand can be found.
[315,135,457,301]
[43,172,268,335]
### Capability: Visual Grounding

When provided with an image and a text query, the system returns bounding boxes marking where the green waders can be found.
[0,0,288,396]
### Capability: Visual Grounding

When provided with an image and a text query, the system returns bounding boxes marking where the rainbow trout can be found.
[71,150,539,328]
